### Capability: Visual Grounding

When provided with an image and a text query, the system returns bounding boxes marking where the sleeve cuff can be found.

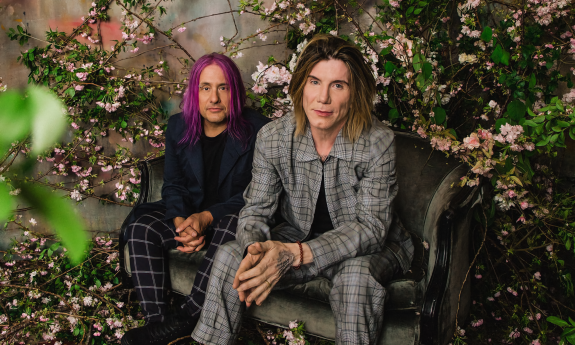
[306,236,343,273]
[163,195,192,222]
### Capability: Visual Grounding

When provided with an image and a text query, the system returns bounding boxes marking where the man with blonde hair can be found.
[192,34,414,345]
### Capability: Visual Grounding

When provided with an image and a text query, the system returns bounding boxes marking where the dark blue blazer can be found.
[130,108,270,227]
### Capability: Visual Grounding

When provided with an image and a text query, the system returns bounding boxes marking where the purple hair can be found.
[179,53,251,147]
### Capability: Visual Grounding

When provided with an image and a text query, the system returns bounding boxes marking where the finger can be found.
[257,240,276,253]
[245,280,272,307]
[254,286,273,306]
[233,257,256,290]
[247,242,264,255]
[174,233,195,244]
[194,240,206,252]
[176,246,198,253]
[238,260,267,290]
[176,218,194,233]
[187,236,205,248]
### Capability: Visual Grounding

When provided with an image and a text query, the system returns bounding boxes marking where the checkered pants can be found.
[192,225,413,345]
[126,209,238,324]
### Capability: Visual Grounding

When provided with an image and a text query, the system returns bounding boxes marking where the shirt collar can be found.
[294,124,353,162]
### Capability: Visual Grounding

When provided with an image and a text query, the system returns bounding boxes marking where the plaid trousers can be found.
[192,223,414,345]
[126,209,238,323]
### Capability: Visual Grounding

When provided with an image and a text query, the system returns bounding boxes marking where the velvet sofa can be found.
[119,130,479,345]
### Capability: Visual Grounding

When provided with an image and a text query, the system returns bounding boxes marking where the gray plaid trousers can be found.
[192,224,413,345]
[127,209,239,323]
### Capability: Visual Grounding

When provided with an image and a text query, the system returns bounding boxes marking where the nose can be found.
[209,88,220,104]
[317,83,330,104]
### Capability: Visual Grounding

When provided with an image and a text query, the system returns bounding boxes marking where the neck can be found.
[309,121,344,159]
[203,119,228,137]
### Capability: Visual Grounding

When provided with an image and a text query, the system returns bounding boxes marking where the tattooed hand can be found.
[233,241,295,307]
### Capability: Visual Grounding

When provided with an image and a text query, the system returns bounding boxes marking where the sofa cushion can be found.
[166,249,423,311]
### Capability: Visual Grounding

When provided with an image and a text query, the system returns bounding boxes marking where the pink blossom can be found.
[471,319,483,327]
[520,201,529,209]
[76,72,89,81]
[509,329,520,339]
[74,85,84,91]
[463,133,480,149]
[177,27,186,33]
[532,340,541,345]
[517,216,526,223]
[475,274,482,279]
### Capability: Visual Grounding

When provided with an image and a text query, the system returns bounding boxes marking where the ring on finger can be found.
[264,279,272,289]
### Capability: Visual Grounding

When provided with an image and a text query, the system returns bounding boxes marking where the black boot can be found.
[121,308,199,345]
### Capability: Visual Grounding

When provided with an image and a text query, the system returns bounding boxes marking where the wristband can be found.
[293,240,303,270]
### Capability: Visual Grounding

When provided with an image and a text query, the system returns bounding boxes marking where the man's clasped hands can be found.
[174,212,296,307]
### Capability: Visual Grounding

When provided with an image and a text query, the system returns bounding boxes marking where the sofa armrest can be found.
[420,178,480,345]
[119,156,166,286]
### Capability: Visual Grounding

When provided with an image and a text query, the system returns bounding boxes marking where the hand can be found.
[233,241,295,307]
[174,211,213,253]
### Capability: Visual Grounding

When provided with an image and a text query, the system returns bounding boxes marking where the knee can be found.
[127,212,164,241]
[332,259,373,289]
[213,241,243,267]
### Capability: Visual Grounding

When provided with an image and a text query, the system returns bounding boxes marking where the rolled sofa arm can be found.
[119,156,166,286]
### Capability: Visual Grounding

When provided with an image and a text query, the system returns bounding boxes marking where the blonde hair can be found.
[288,34,376,142]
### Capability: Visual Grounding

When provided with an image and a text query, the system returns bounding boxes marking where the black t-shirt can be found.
[200,130,227,210]
[311,173,334,236]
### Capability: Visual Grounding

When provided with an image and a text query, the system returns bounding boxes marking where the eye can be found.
[200,86,210,91]
[310,79,319,85]
[334,83,343,89]
[219,86,228,91]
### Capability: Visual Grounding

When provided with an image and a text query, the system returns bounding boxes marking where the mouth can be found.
[314,110,333,117]
[208,107,224,112]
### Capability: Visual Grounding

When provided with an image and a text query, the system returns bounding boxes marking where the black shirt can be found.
[311,174,334,236]
[200,130,227,210]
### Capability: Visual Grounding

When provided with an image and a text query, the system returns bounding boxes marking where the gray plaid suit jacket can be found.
[237,113,411,274]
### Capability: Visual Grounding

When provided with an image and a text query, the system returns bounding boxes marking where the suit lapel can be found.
[185,141,204,189]
[218,135,246,188]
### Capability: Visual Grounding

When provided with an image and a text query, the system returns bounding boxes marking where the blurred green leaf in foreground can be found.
[0,86,88,264]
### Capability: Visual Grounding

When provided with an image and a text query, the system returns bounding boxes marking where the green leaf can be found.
[28,87,67,155]
[532,115,545,123]
[19,184,88,264]
[480,27,492,42]
[412,54,423,71]
[422,62,433,80]
[491,44,503,64]
[432,107,447,124]
[49,242,61,252]
[407,6,414,15]
[388,108,399,122]
[557,100,565,111]
[121,120,128,128]
[536,136,550,146]
[0,184,14,222]
[0,91,32,147]
[64,88,75,98]
[414,8,422,14]
[529,73,536,88]
[501,50,510,66]
[385,61,397,76]
[507,100,526,121]
[523,120,537,127]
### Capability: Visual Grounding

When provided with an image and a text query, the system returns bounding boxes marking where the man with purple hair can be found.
[121,53,269,345]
